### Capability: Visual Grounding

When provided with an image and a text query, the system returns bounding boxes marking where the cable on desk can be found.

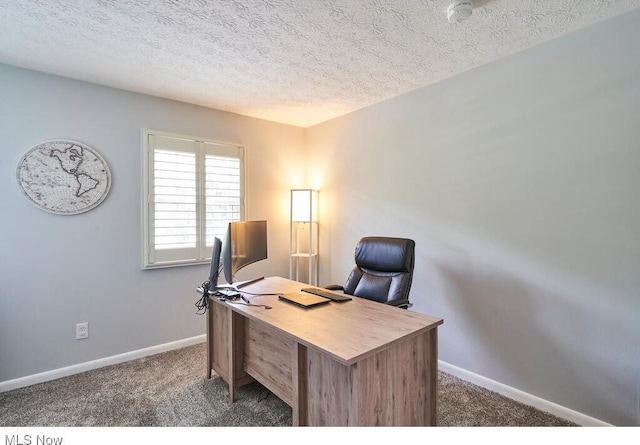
[196,283,276,314]
[226,300,272,310]
[236,290,283,297]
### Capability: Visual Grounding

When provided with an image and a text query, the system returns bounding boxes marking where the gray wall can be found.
[0,65,305,382]
[307,10,640,426]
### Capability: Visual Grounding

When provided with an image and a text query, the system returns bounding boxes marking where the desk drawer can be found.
[244,319,295,405]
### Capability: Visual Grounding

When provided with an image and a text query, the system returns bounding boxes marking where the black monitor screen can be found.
[222,220,267,285]
[208,237,222,289]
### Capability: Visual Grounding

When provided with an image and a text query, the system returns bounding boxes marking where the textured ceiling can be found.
[1,0,639,128]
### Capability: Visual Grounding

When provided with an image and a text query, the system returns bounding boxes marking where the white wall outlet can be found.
[76,322,89,340]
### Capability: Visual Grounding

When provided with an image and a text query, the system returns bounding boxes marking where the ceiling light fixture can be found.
[447,0,473,23]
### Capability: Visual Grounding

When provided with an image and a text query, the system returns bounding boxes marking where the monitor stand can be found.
[235,276,265,289]
[209,276,265,297]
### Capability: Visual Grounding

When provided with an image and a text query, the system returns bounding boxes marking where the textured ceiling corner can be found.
[1,0,639,127]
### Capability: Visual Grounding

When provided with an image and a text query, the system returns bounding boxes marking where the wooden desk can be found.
[206,276,443,426]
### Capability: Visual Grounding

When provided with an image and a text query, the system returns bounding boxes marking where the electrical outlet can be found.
[76,322,89,340]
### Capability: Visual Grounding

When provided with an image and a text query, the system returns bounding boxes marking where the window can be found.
[142,129,245,269]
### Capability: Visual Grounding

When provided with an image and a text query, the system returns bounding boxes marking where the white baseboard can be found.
[438,360,612,426]
[0,339,613,427]
[0,335,206,393]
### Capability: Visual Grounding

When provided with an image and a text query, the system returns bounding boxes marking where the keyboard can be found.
[300,287,352,302]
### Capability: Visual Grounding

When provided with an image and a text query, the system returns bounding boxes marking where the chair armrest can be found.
[385,300,412,309]
[324,284,345,291]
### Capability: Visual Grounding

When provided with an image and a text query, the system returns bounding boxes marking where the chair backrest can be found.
[343,237,415,307]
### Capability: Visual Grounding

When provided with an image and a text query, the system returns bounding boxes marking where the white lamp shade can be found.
[291,189,318,222]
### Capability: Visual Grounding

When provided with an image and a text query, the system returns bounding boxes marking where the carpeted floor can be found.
[0,342,576,427]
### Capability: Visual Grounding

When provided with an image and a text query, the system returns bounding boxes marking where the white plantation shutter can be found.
[204,152,241,245]
[154,147,197,252]
[143,130,244,269]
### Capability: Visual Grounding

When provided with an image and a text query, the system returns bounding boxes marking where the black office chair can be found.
[326,236,415,309]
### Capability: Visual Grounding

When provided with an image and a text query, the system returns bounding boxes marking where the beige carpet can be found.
[0,342,576,427]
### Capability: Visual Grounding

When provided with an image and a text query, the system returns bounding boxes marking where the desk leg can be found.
[208,301,252,402]
[227,309,249,403]
[227,309,236,402]
[206,298,213,379]
[292,342,309,426]
[425,328,439,426]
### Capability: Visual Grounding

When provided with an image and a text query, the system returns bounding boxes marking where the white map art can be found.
[16,139,111,215]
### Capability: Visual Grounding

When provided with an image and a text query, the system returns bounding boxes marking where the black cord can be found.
[196,283,277,314]
[226,300,272,310]
[257,387,272,403]
[237,290,282,297]
[195,280,210,315]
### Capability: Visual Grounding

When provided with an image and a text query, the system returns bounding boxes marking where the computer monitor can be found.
[195,236,223,311]
[208,237,222,290]
[222,220,267,287]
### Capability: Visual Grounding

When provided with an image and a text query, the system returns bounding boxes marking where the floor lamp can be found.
[289,189,318,285]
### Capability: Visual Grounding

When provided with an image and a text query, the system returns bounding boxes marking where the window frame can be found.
[141,128,245,269]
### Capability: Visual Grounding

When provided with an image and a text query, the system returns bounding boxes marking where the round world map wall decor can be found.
[16,139,112,215]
